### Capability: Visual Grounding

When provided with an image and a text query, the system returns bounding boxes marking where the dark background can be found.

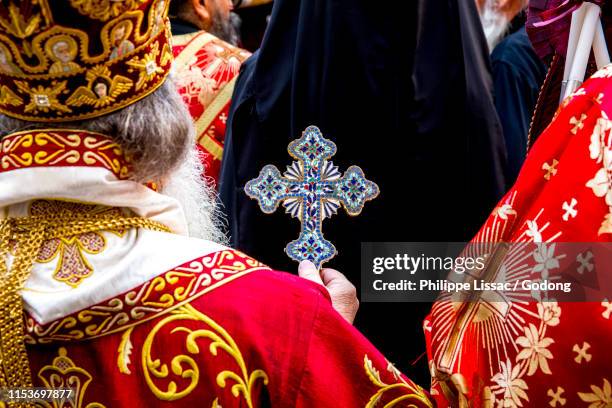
[222,0,507,386]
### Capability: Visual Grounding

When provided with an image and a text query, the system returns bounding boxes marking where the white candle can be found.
[564,2,601,99]
[564,4,588,82]
[592,17,610,69]
[561,4,588,102]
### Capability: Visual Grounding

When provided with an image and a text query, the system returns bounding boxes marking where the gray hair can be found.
[0,80,193,183]
[0,80,228,244]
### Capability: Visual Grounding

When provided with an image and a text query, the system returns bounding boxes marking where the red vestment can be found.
[26,256,433,407]
[1,129,432,407]
[426,65,612,407]
[172,32,251,185]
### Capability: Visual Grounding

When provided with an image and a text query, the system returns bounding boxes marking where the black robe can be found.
[491,26,547,188]
[219,0,507,385]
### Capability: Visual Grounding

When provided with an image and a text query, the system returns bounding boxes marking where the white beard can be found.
[160,147,228,244]
[480,1,512,52]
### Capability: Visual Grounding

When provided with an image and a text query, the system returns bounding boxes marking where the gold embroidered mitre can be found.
[0,0,173,122]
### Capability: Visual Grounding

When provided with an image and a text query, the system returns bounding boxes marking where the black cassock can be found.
[491,25,547,188]
[219,0,507,385]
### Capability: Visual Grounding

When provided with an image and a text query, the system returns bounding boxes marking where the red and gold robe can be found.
[1,129,432,407]
[172,32,251,185]
[426,64,612,407]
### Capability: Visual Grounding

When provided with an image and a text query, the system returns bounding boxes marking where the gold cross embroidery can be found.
[542,159,559,181]
[572,342,592,364]
[31,200,126,287]
[569,114,587,134]
[547,387,566,407]
[602,300,612,319]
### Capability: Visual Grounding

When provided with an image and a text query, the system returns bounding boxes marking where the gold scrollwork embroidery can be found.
[1,129,131,180]
[140,303,269,406]
[0,41,23,75]
[37,347,107,408]
[0,0,53,59]
[26,249,267,344]
[0,85,23,106]
[0,0,172,122]
[364,355,433,407]
[4,10,149,74]
[70,0,148,22]
[117,326,135,375]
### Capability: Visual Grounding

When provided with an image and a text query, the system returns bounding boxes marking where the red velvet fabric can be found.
[27,250,432,407]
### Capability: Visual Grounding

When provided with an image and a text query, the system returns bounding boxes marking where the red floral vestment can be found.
[426,65,612,407]
[172,31,251,185]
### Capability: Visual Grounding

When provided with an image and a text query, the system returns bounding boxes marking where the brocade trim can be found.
[25,250,268,344]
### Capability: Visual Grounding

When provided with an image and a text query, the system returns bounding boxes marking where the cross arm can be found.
[244,164,291,214]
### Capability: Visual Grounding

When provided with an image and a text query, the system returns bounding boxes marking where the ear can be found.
[498,0,526,18]
[190,0,211,29]
[475,0,486,13]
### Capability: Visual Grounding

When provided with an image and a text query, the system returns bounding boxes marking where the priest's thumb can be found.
[298,260,324,286]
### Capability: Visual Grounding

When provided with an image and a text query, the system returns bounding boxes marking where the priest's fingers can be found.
[320,268,349,286]
[321,268,358,303]
[321,268,359,325]
[298,260,324,286]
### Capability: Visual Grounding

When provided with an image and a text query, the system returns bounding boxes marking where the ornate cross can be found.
[245,126,379,269]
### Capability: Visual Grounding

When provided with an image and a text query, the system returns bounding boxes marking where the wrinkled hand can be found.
[298,260,359,324]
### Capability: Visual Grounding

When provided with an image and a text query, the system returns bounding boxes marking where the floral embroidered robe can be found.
[425,64,612,407]
[0,129,432,407]
[172,32,251,185]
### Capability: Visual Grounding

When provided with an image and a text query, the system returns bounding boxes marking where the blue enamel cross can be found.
[245,126,379,269]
